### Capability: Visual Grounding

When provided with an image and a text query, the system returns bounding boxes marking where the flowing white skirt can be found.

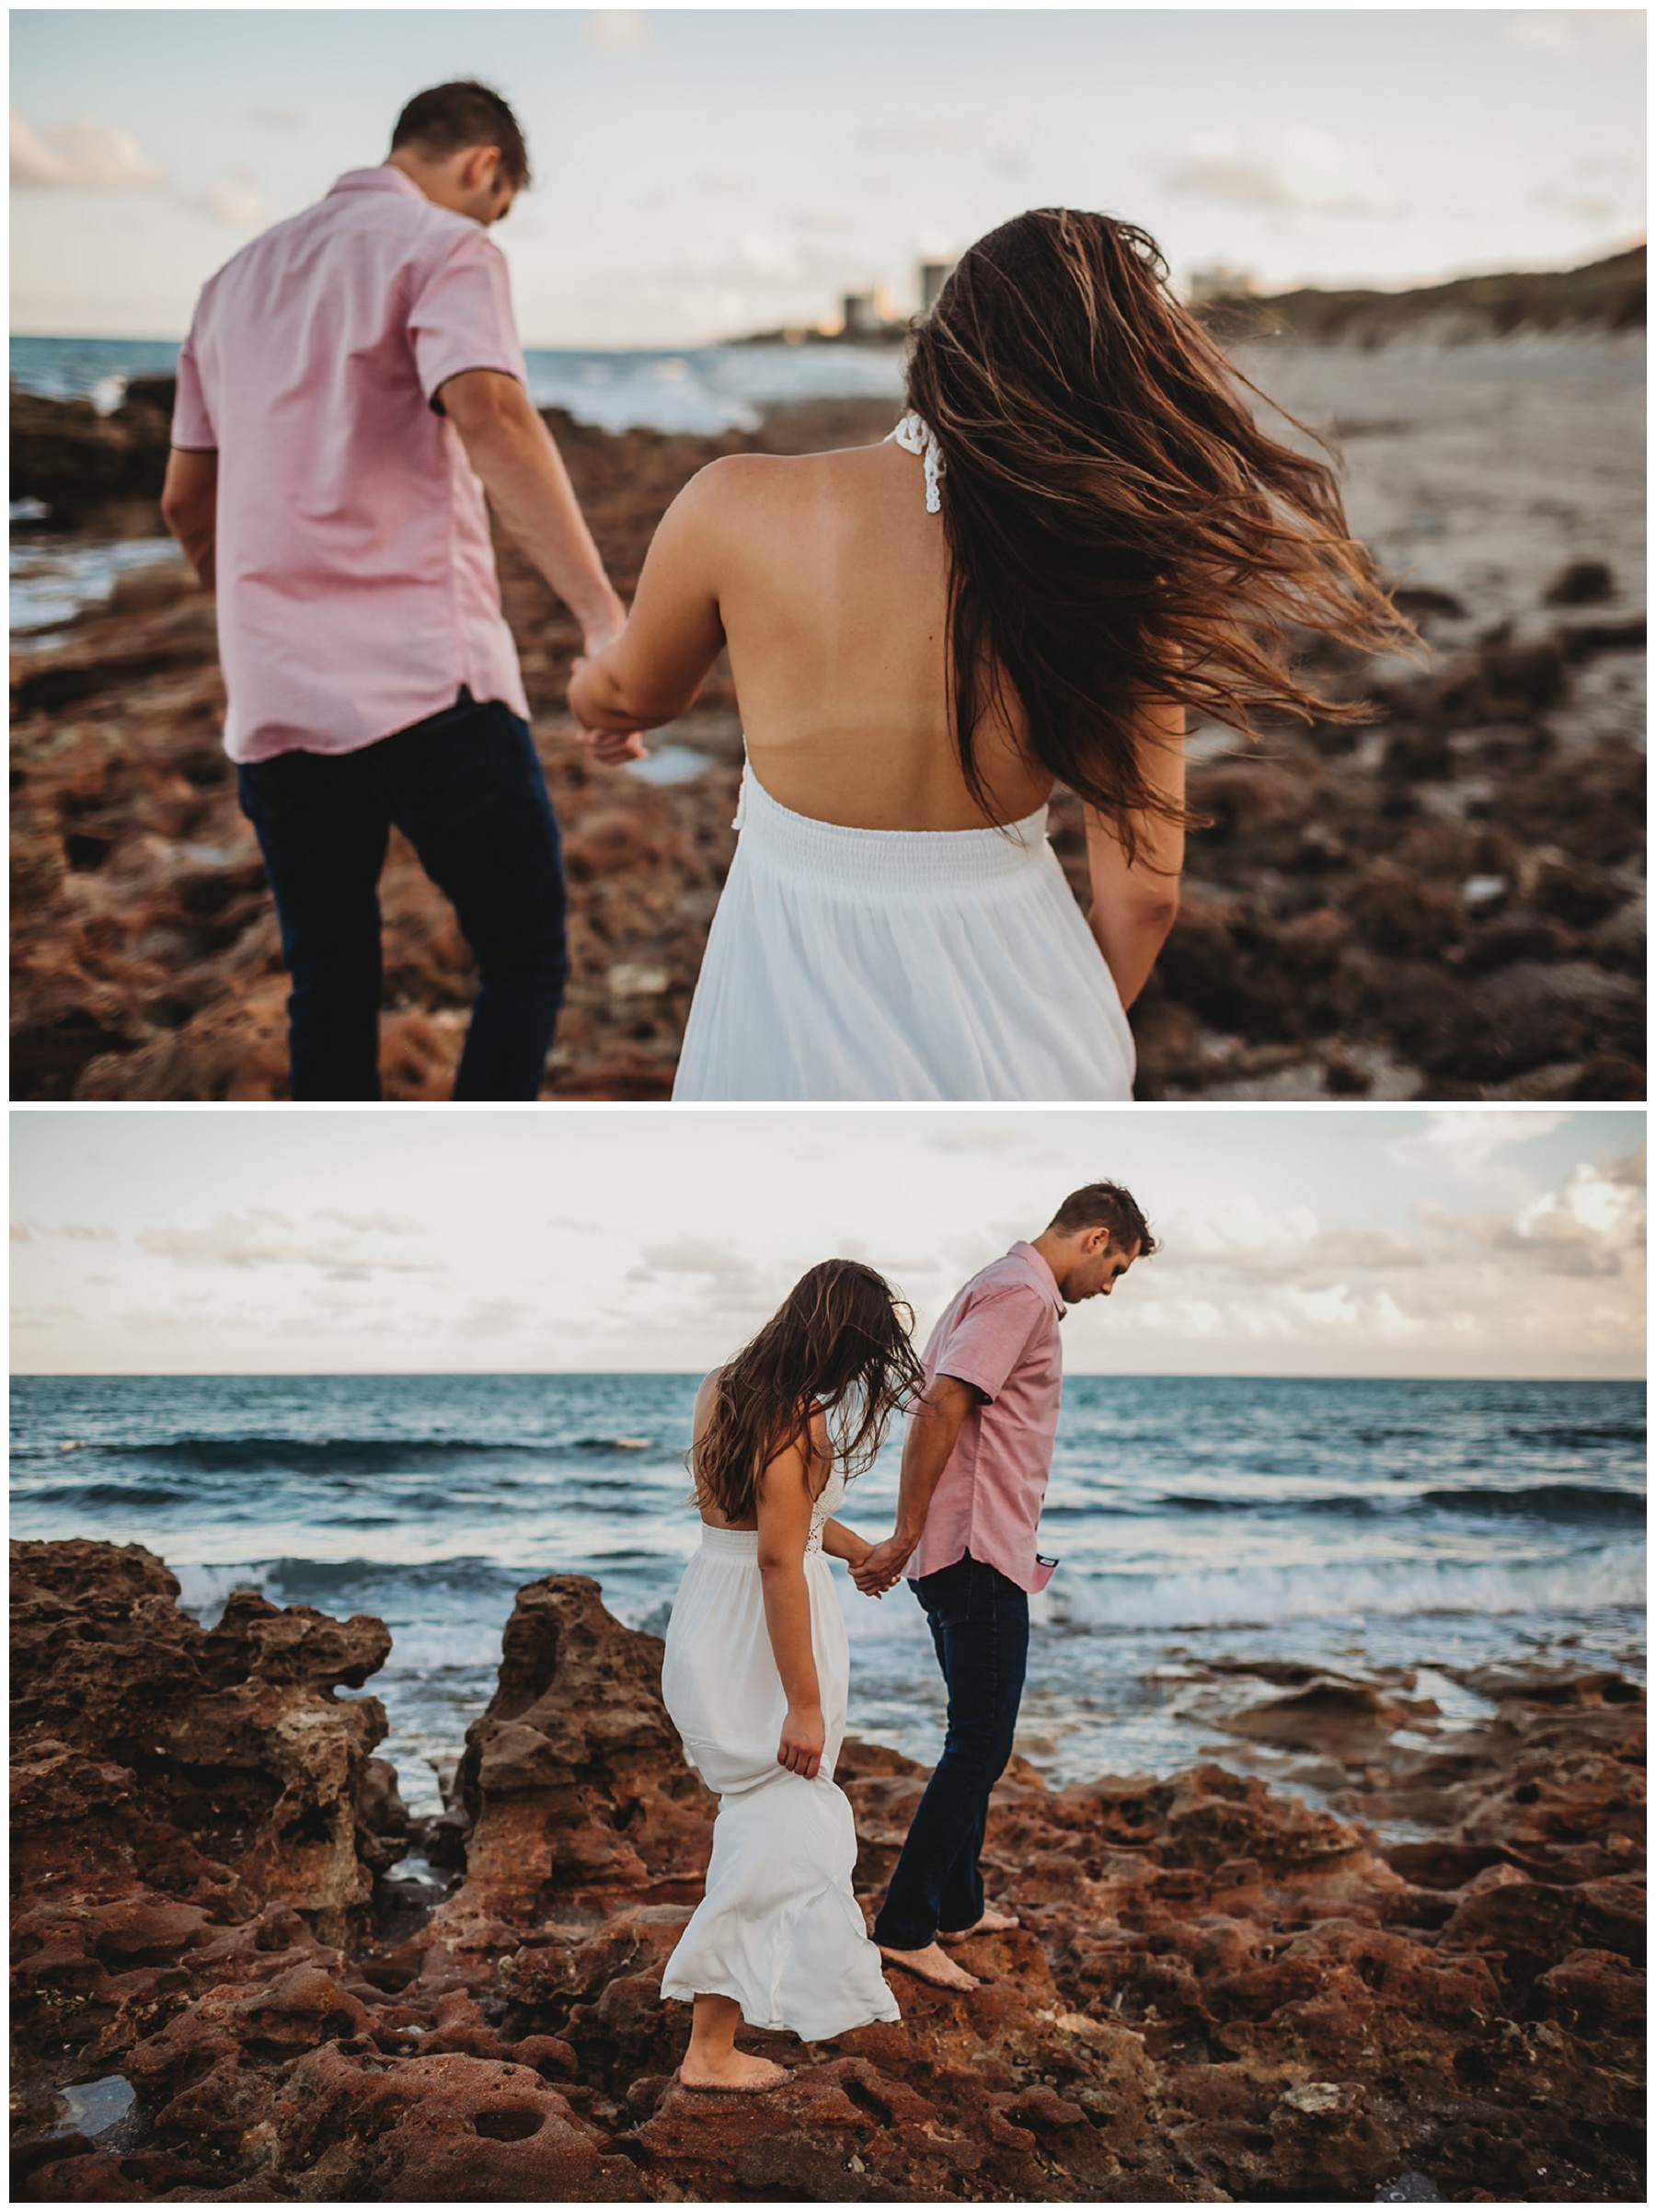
[659,1526,901,2042]
[672,766,1136,1101]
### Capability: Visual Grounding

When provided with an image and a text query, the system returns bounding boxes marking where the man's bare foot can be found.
[938,1905,1020,1942]
[879,1941,980,1991]
[678,2052,789,2094]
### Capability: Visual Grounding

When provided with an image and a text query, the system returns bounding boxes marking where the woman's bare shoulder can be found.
[685,443,890,512]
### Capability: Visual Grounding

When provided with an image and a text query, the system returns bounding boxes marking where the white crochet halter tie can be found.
[889,410,944,514]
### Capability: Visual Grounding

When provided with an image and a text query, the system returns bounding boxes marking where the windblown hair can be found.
[1048,1180,1161,1258]
[693,1261,924,1525]
[906,209,1416,859]
[390,81,530,189]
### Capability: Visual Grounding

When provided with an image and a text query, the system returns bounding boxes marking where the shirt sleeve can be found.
[933,1285,1045,1404]
[169,328,217,451]
[408,229,529,408]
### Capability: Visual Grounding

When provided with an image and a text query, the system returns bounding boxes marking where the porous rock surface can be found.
[10,386,1645,1101]
[11,1543,1646,2200]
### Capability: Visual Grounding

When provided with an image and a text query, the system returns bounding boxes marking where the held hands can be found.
[569,651,648,765]
[849,1532,915,1599]
[777,1699,825,1780]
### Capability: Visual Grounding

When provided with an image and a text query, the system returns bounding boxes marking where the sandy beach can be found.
[9,333,1645,1100]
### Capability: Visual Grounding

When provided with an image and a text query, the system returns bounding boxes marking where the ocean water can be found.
[9,334,907,639]
[12,1374,1645,1826]
[8,335,906,435]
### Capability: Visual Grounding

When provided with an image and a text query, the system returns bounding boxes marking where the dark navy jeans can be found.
[872,1550,1030,1951]
[237,690,567,1100]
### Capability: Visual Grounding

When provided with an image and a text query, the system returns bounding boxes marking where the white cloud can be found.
[1427,1146,1647,1280]
[1154,1194,1421,1283]
[11,110,167,190]
[1169,127,1401,218]
[199,177,264,231]
[134,1211,438,1275]
[1385,1110,1570,1179]
[584,10,654,52]
[1505,10,1645,56]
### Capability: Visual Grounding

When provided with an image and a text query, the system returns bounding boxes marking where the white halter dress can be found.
[659,1463,900,2042]
[669,412,1135,1102]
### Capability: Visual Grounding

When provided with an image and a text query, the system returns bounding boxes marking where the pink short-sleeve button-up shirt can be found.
[171,166,532,764]
[909,1241,1067,1595]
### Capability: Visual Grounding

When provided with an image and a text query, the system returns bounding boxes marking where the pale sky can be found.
[9,1107,1645,1378]
[10,8,1648,345]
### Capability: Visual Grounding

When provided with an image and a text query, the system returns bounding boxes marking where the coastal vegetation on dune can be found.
[11,1539,1646,2202]
[1199,243,1647,347]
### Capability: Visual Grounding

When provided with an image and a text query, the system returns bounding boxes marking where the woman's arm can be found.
[1085,694,1187,1009]
[567,459,746,737]
[754,1424,825,1780]
[818,1518,871,1567]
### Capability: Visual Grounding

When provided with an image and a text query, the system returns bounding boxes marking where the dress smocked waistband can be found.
[697,1522,760,1557]
[734,766,1049,894]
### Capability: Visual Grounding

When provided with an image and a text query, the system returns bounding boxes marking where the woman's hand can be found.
[777,1700,825,1780]
[849,1531,915,1596]
[569,654,648,764]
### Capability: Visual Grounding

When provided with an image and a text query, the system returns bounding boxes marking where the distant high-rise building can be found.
[842,290,880,338]
[919,258,957,314]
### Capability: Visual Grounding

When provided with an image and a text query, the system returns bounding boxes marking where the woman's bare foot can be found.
[879,1941,980,1991]
[678,2052,789,2094]
[937,1905,1020,1942]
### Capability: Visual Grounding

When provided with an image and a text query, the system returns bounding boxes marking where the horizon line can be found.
[10,1368,1645,1386]
[11,234,1646,351]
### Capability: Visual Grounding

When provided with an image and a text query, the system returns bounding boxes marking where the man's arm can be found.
[160,449,219,591]
[849,1373,980,1596]
[438,369,626,652]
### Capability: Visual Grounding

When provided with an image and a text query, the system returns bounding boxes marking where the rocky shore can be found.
[12,1539,1645,2201]
[10,354,1646,1100]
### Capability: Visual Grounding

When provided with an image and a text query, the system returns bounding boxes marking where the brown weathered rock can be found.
[431,1575,715,1942]
[11,388,1644,1101]
[10,1541,1647,2201]
[12,1540,390,1950]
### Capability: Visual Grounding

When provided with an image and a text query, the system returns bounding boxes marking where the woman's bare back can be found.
[709,438,1053,832]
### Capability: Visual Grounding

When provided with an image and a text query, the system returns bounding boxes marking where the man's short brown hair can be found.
[1048,1181,1160,1256]
[391,81,530,190]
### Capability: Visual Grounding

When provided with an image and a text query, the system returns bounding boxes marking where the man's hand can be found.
[850,1533,915,1597]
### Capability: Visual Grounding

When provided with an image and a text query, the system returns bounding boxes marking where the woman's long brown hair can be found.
[906,208,1417,859]
[693,1261,924,1524]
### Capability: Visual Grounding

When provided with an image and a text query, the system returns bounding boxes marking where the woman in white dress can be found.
[660,1259,922,2092]
[568,208,1412,1102]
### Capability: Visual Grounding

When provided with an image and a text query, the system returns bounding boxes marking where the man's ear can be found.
[464,144,502,193]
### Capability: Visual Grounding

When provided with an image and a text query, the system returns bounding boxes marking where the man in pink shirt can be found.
[161,82,631,1100]
[852,1181,1159,1990]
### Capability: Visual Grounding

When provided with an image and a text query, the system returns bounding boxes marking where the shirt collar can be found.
[327,166,426,202]
[1010,1240,1067,1319]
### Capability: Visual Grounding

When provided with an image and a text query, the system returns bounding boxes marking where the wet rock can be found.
[1215,1676,1417,1756]
[266,2044,647,2198]
[11,390,1642,1103]
[10,1538,1647,2204]
[1544,559,1616,606]
[432,1575,715,1939]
